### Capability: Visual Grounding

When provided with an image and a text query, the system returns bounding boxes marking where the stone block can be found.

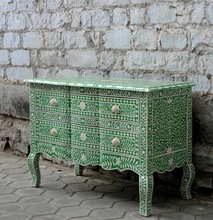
[104,29,131,49]
[0,50,9,65]
[7,14,27,30]
[67,50,97,68]
[51,12,71,29]
[0,0,16,12]
[133,29,158,50]
[188,75,210,94]
[11,50,30,66]
[130,7,145,25]
[46,0,63,10]
[191,29,213,49]
[57,69,79,77]
[0,68,4,78]
[3,32,20,48]
[0,14,5,30]
[64,0,87,7]
[131,0,151,3]
[6,67,33,80]
[207,3,213,24]
[159,30,187,49]
[16,1,36,12]
[99,51,116,70]
[199,55,213,75]
[148,4,176,24]
[23,32,43,48]
[71,9,81,28]
[91,9,110,27]
[31,13,51,30]
[191,3,205,23]
[81,11,92,28]
[113,8,128,26]
[44,32,62,49]
[92,0,130,7]
[62,31,87,49]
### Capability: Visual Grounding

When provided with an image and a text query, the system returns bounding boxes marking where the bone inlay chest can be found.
[25,76,195,217]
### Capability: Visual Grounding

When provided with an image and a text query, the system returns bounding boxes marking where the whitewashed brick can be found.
[11,50,30,66]
[23,32,43,49]
[91,10,110,27]
[104,29,131,49]
[92,0,130,7]
[3,33,20,48]
[207,3,213,24]
[62,31,87,49]
[134,29,158,50]
[188,75,210,93]
[6,67,33,80]
[40,50,66,66]
[51,12,71,29]
[81,11,92,28]
[100,51,115,70]
[1,0,16,12]
[148,4,176,24]
[7,13,27,30]
[16,1,36,12]
[44,32,62,49]
[199,55,213,75]
[176,4,193,24]
[160,30,187,49]
[71,9,81,28]
[0,15,5,30]
[57,69,79,77]
[191,29,213,49]
[191,3,205,23]
[31,13,51,29]
[64,0,87,7]
[0,50,9,65]
[130,8,145,25]
[67,50,97,68]
[46,0,62,10]
[113,8,128,26]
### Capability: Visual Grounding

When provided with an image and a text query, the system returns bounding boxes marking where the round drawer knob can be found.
[50,98,57,106]
[50,128,58,136]
[111,105,120,113]
[112,137,120,146]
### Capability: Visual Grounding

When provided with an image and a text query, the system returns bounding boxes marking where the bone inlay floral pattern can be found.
[25,76,195,217]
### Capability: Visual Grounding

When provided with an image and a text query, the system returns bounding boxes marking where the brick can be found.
[148,4,176,24]
[207,3,213,24]
[51,12,71,29]
[46,0,63,10]
[3,32,20,48]
[130,8,145,25]
[6,67,33,80]
[23,32,43,49]
[113,8,128,26]
[160,30,187,49]
[134,29,158,50]
[31,13,51,29]
[91,9,110,27]
[92,0,130,7]
[104,29,131,49]
[39,50,66,66]
[11,50,30,66]
[62,31,87,48]
[191,3,205,23]
[44,32,62,49]
[191,29,213,49]
[7,14,27,30]
[0,50,9,65]
[67,50,97,68]
[0,14,5,30]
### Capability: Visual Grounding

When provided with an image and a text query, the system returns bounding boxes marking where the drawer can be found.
[99,97,139,123]
[34,90,71,114]
[100,129,139,157]
[35,120,71,145]
[71,124,100,150]
[71,94,99,117]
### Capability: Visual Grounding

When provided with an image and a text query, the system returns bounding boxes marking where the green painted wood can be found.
[26,77,195,217]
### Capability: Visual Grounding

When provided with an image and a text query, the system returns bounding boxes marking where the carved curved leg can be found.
[139,175,154,217]
[181,162,195,199]
[74,163,83,176]
[27,153,41,187]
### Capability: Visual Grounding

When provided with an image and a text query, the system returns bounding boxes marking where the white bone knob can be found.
[50,128,57,136]
[112,137,120,146]
[111,105,120,113]
[50,98,57,106]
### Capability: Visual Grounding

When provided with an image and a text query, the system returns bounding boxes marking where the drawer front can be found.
[35,120,71,145]
[71,94,99,117]
[71,124,100,150]
[100,129,139,157]
[34,90,71,114]
[99,97,139,123]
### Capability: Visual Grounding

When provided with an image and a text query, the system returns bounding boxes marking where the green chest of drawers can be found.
[25,76,195,217]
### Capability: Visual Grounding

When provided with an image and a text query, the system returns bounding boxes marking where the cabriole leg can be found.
[27,152,41,187]
[139,175,154,217]
[74,163,83,176]
[181,162,195,199]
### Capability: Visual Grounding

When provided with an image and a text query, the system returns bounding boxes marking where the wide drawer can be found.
[35,120,71,145]
[34,90,71,114]
[100,128,139,157]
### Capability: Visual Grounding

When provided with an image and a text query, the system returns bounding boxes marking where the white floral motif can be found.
[52,146,56,152]
[81,154,86,161]
[80,133,86,141]
[79,101,86,110]
[167,98,172,104]
[115,158,121,165]
[167,147,173,154]
[168,158,173,165]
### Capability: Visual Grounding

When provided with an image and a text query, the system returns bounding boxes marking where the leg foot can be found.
[139,175,154,217]
[27,153,41,187]
[74,163,83,176]
[181,162,195,199]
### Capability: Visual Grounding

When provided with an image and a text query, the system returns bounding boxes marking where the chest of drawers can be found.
[25,76,195,217]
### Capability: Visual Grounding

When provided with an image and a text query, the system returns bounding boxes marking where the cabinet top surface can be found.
[24,76,194,92]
